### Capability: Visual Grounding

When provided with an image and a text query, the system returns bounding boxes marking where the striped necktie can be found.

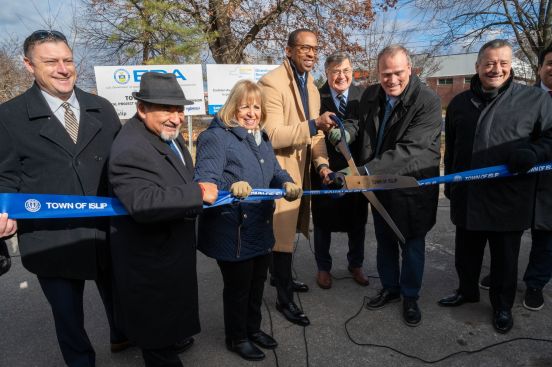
[337,94,347,118]
[61,102,79,143]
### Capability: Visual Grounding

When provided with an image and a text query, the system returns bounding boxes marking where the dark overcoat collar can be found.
[26,83,103,157]
[130,115,193,182]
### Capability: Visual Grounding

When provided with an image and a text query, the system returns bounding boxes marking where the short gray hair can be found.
[324,52,351,70]
[377,44,411,70]
[477,39,512,64]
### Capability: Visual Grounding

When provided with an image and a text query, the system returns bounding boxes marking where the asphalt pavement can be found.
[1,198,551,367]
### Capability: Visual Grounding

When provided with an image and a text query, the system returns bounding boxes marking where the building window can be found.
[437,78,453,85]
[464,76,473,84]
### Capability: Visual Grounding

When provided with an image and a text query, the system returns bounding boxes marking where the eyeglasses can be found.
[28,30,67,42]
[329,69,352,77]
[292,44,320,54]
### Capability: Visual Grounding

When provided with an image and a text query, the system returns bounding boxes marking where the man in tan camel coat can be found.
[259,28,336,326]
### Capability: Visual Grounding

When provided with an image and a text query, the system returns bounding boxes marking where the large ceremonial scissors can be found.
[330,114,411,243]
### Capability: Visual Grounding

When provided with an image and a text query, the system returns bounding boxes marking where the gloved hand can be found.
[230,181,252,199]
[327,128,351,146]
[326,172,346,189]
[507,148,537,174]
[283,182,303,201]
[338,166,368,176]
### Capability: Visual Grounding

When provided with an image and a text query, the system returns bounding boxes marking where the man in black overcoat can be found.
[0,30,126,366]
[356,45,442,327]
[479,44,552,312]
[438,40,552,334]
[108,72,218,367]
[311,52,369,289]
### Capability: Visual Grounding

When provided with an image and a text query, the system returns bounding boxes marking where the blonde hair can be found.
[217,80,266,128]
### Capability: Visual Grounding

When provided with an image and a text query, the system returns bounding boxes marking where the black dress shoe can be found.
[438,291,479,307]
[366,289,400,310]
[226,339,265,361]
[403,299,422,327]
[292,280,309,293]
[270,277,309,292]
[173,337,194,354]
[248,330,278,349]
[493,310,513,334]
[276,301,310,326]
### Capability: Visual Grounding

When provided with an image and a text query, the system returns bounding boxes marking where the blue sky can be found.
[0,0,76,40]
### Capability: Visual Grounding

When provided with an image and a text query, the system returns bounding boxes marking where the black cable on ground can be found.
[292,234,310,367]
[344,295,552,364]
[292,231,552,365]
[262,297,280,367]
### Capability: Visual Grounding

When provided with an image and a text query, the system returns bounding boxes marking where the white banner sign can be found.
[94,64,205,119]
[206,64,278,115]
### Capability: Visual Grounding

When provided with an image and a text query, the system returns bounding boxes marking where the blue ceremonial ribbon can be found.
[0,193,128,219]
[1,162,552,219]
[417,162,552,186]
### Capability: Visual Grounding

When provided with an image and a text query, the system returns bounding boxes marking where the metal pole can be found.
[187,115,193,157]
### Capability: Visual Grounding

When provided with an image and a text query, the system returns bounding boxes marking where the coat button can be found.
[243,214,248,219]
[266,220,270,224]
[260,159,264,164]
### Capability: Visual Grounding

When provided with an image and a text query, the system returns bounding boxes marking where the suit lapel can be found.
[319,83,338,114]
[74,89,102,155]
[27,86,77,156]
[284,59,307,121]
[175,136,194,181]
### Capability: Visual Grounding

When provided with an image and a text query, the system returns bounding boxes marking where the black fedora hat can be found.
[132,72,193,106]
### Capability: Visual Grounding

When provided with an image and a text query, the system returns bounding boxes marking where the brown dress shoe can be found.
[348,266,369,286]
[316,271,332,289]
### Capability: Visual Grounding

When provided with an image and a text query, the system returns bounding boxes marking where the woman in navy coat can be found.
[194,80,302,361]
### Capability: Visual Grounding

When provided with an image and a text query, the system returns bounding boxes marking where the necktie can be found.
[298,75,306,88]
[375,99,393,155]
[169,140,185,166]
[337,94,347,118]
[61,102,79,143]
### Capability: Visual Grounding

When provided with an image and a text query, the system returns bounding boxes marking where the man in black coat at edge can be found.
[0,30,127,366]
[355,45,442,327]
[479,44,552,312]
[311,52,369,290]
[438,39,552,334]
[108,72,218,367]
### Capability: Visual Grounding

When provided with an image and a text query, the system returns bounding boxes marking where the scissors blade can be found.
[335,139,406,244]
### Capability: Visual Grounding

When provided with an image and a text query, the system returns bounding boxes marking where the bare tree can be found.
[0,38,33,103]
[412,0,551,75]
[349,13,441,85]
[80,0,398,64]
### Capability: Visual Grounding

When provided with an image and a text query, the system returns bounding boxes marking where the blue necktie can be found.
[169,140,185,165]
[299,75,305,87]
[375,99,393,155]
[337,94,347,118]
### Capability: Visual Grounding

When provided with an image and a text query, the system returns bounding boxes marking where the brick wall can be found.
[426,75,472,108]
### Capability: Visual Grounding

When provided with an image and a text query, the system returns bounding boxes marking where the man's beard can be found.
[160,129,180,142]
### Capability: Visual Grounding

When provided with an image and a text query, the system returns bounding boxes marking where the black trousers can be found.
[455,227,522,311]
[217,253,270,341]
[313,224,365,272]
[38,273,125,367]
[142,347,182,367]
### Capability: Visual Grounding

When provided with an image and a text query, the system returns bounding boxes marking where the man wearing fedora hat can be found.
[108,72,218,367]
